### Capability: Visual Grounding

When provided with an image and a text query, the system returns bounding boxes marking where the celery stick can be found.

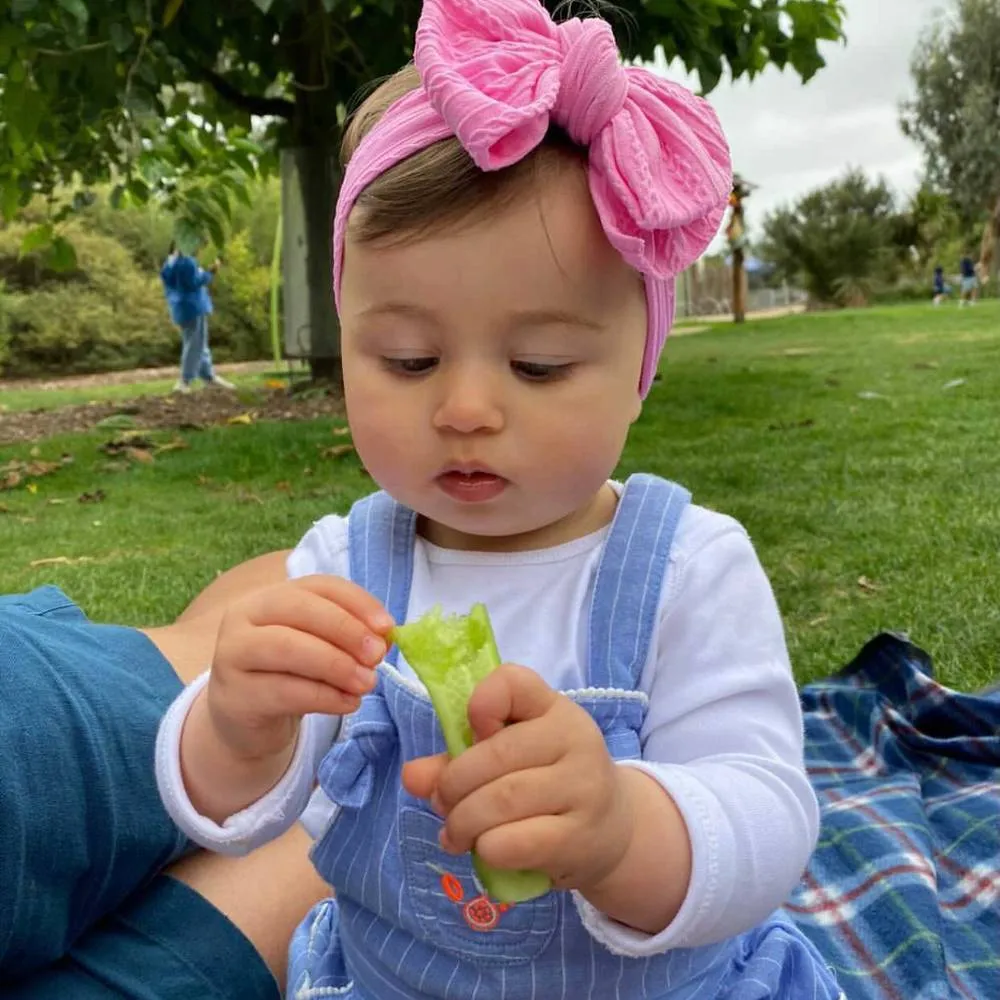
[391,604,552,903]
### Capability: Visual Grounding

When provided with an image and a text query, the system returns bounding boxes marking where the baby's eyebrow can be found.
[506,307,604,331]
[358,301,604,331]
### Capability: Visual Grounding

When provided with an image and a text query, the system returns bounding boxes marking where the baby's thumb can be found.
[401,753,448,800]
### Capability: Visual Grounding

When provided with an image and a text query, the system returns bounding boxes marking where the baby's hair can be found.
[340,63,586,247]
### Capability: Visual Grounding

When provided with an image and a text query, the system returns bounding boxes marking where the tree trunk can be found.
[285,7,343,380]
[979,193,1000,290]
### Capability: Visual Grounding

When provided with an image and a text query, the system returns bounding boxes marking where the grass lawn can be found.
[0,368,284,413]
[3,301,999,690]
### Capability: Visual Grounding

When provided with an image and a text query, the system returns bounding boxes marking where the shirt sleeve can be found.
[153,516,352,854]
[155,675,338,855]
[574,517,819,955]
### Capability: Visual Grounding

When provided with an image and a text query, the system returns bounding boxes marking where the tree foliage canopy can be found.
[759,169,908,306]
[2,0,845,219]
[900,0,1000,224]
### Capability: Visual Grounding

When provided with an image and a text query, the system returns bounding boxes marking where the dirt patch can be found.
[0,383,346,445]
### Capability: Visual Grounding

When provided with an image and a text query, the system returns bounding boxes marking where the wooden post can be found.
[732,243,746,324]
[726,175,754,324]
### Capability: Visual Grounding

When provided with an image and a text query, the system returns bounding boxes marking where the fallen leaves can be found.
[97,431,189,465]
[320,443,356,459]
[1,454,75,491]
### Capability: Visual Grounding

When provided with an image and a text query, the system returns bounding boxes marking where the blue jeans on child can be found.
[0,587,278,998]
[179,314,216,385]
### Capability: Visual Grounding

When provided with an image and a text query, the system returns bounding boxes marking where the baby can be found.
[157,1,842,996]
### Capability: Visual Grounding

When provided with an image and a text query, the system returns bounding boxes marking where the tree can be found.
[900,0,1000,278]
[2,0,845,371]
[759,169,905,307]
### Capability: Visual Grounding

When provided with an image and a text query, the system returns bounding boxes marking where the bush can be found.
[209,230,272,360]
[760,169,906,307]
[81,196,176,272]
[0,180,278,377]
[0,223,178,376]
[0,282,10,370]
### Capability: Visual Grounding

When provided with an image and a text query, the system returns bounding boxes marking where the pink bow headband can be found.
[333,0,732,397]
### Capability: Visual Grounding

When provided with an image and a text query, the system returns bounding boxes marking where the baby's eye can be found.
[384,357,439,375]
[512,361,574,382]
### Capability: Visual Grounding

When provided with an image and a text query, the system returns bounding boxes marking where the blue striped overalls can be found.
[289,475,840,999]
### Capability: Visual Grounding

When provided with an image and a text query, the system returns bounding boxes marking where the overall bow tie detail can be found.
[415,0,732,279]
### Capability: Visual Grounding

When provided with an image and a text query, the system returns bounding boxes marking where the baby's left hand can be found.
[402,664,634,893]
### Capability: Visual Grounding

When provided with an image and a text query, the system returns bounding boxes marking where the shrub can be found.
[0,223,178,376]
[0,281,10,371]
[209,230,272,360]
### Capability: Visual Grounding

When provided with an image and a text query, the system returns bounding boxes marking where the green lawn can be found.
[0,368,284,413]
[3,302,999,690]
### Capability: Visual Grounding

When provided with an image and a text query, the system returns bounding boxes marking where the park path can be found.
[0,359,283,393]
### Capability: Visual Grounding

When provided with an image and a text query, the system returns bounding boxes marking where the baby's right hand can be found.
[207,575,393,763]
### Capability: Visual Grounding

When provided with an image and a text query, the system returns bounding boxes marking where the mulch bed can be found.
[0,384,346,445]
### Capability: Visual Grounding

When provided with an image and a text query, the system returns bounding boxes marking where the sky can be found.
[653,0,947,251]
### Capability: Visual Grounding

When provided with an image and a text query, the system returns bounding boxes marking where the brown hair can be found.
[340,64,586,246]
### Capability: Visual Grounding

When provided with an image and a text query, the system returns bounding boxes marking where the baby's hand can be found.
[402,665,634,893]
[208,575,393,763]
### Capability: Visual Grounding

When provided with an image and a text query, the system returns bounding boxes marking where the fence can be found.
[674,263,806,318]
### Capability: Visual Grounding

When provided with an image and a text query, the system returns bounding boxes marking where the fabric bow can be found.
[317,693,398,810]
[415,0,732,278]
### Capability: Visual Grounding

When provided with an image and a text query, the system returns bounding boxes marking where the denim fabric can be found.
[1,876,278,999]
[0,587,190,979]
[179,314,216,384]
[289,477,842,999]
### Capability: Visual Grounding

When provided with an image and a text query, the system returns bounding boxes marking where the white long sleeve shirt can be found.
[156,496,819,956]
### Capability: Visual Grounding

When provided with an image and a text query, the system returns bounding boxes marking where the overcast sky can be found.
[654,0,947,250]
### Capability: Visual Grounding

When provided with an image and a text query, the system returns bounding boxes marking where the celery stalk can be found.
[391,604,552,903]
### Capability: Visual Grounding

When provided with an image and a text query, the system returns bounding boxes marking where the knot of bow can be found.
[414,0,733,277]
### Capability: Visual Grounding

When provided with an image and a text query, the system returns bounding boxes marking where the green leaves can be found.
[760,169,905,306]
[56,0,90,25]
[18,225,79,272]
[48,235,79,271]
[163,0,184,27]
[21,225,55,256]
[901,0,1000,222]
[640,0,844,92]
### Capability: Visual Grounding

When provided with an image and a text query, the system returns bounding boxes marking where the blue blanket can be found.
[789,633,1000,1000]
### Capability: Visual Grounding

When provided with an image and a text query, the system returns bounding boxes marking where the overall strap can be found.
[347,491,418,666]
[587,474,691,691]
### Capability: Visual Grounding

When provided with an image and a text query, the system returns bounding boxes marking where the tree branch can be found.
[194,64,295,119]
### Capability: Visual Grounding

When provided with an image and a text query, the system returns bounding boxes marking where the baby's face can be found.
[338,163,648,552]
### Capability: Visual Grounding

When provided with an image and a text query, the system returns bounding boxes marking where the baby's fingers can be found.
[244,584,388,667]
[237,626,377,697]
[241,669,365,721]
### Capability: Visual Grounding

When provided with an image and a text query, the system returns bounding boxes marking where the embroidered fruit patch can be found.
[392,605,552,904]
[434,868,512,932]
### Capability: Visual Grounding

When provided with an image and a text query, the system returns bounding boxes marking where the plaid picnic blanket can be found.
[788,633,1000,1000]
